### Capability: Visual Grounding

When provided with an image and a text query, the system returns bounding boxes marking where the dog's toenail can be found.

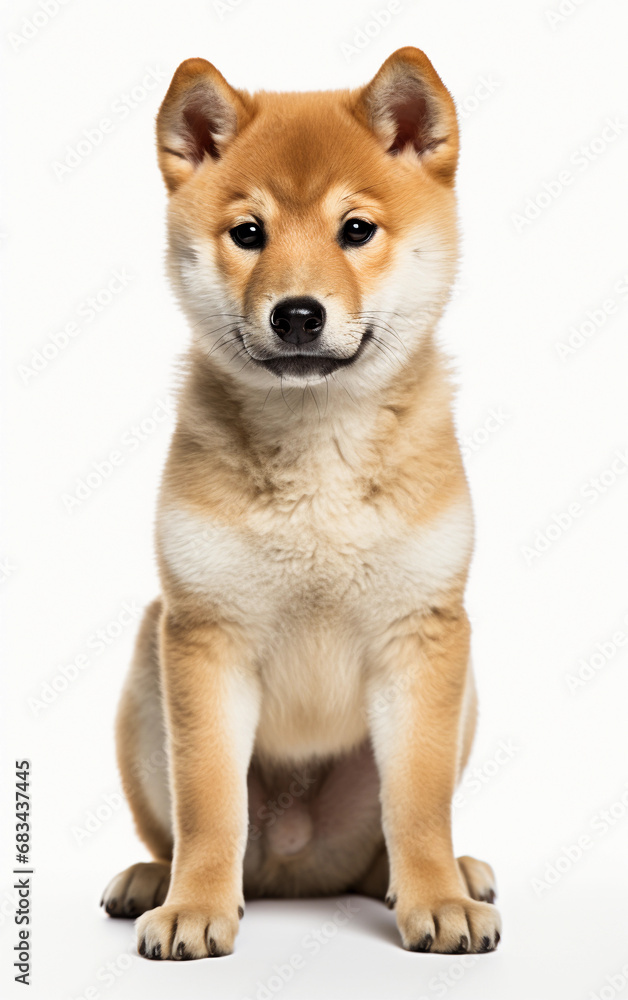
[495,931,501,946]
[410,932,433,952]
[385,894,396,910]
[139,938,146,956]
[456,935,469,954]
[238,906,244,919]
[150,944,161,960]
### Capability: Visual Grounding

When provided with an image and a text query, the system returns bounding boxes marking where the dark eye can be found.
[341,218,377,246]
[230,222,265,249]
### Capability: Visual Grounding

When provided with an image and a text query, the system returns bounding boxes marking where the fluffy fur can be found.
[101,47,501,960]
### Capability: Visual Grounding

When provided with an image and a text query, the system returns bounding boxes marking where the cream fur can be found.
[102,46,501,962]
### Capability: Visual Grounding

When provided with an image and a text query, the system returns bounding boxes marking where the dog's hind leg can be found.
[353,850,497,909]
[457,856,497,904]
[101,861,171,918]
[101,599,174,917]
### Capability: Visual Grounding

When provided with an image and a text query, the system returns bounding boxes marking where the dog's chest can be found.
[159,453,471,632]
[158,438,472,759]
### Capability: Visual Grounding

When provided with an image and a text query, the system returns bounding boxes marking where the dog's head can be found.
[157,48,459,395]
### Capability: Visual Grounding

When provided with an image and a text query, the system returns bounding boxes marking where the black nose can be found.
[270,297,326,346]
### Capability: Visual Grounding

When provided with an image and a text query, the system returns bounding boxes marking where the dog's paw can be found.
[457,855,497,904]
[101,862,171,918]
[135,903,241,960]
[397,897,501,954]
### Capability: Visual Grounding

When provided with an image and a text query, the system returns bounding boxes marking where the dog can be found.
[101,46,501,960]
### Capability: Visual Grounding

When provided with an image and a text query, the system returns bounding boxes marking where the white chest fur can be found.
[157,426,473,760]
[158,491,472,631]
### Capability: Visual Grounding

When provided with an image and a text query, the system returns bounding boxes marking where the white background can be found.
[2,1,628,998]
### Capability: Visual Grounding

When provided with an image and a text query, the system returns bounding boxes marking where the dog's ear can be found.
[156,58,249,192]
[355,47,459,184]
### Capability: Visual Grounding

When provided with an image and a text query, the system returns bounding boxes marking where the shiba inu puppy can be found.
[101,46,501,959]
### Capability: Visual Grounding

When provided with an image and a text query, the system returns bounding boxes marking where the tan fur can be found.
[102,47,501,960]
[115,599,172,861]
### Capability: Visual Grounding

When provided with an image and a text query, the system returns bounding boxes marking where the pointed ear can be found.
[355,47,459,184]
[156,58,249,192]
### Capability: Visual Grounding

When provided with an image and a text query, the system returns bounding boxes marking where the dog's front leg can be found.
[136,612,260,960]
[369,605,501,954]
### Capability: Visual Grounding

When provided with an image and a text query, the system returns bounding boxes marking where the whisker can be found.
[226,345,249,365]
[369,336,400,368]
[207,330,240,357]
[368,324,409,358]
[201,323,239,346]
[372,333,402,357]
[412,248,458,260]
[350,310,409,320]
[261,386,274,413]
[280,378,298,416]
[349,311,411,358]
[191,314,245,334]
[331,371,357,407]
[208,339,240,361]
[309,384,321,422]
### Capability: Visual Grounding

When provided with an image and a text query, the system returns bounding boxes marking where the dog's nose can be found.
[270,297,325,346]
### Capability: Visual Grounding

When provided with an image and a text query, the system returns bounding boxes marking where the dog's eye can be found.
[230,222,266,250]
[341,218,377,246]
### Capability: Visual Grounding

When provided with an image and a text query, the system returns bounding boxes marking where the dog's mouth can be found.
[239,330,372,380]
